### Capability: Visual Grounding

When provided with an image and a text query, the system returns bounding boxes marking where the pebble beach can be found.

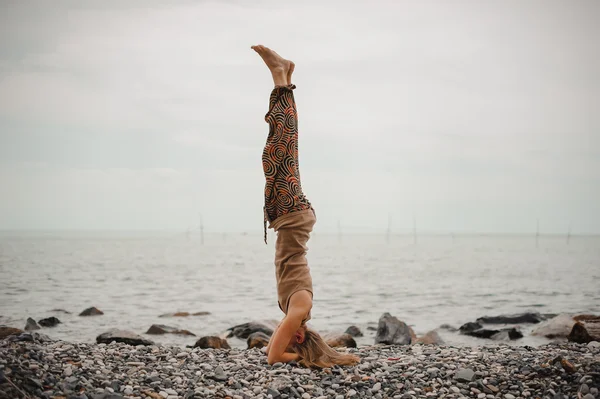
[1,332,599,399]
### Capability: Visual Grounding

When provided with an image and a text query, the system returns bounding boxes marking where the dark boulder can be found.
[344,325,363,337]
[227,321,274,339]
[146,324,195,336]
[324,333,357,348]
[490,328,524,341]
[96,329,154,346]
[25,318,40,331]
[247,332,270,349]
[459,322,482,333]
[80,307,104,316]
[568,317,600,343]
[39,317,61,327]
[0,326,23,340]
[459,322,522,340]
[194,336,231,349]
[374,313,414,345]
[476,312,545,325]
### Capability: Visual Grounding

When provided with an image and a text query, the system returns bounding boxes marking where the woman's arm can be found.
[264,323,281,355]
[266,292,311,365]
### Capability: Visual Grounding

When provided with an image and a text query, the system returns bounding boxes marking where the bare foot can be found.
[251,45,293,87]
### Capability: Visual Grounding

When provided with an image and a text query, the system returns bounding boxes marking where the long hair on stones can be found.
[290,325,360,368]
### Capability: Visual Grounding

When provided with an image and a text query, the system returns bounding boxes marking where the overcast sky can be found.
[0,0,598,234]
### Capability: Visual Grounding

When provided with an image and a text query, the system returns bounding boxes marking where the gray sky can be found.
[1,0,599,234]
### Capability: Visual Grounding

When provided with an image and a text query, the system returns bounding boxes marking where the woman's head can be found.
[289,325,360,368]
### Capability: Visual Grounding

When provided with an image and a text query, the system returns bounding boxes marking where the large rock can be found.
[476,312,545,324]
[80,307,104,316]
[227,321,275,339]
[344,325,363,337]
[96,329,154,346]
[38,317,61,327]
[490,328,524,341]
[194,336,231,349]
[146,324,195,336]
[414,330,445,345]
[159,311,211,317]
[0,326,23,340]
[374,313,414,345]
[459,322,482,333]
[531,314,576,338]
[568,316,600,343]
[324,333,357,348]
[25,318,40,331]
[247,332,270,349]
[459,322,522,340]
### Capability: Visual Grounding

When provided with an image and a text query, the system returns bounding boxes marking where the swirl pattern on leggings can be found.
[262,84,312,243]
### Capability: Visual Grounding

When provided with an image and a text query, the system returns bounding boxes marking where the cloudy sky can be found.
[0,0,598,234]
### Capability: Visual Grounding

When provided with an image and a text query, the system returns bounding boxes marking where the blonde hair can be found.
[291,326,360,368]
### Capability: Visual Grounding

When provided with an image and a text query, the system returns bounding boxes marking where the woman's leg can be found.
[251,45,295,86]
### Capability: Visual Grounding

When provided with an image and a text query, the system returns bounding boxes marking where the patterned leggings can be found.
[262,84,312,243]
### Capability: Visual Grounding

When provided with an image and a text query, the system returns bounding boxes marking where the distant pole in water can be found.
[412,215,417,245]
[386,213,392,244]
[566,222,572,245]
[200,213,204,245]
[536,218,540,248]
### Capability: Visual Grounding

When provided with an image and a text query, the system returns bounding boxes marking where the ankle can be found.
[272,71,288,87]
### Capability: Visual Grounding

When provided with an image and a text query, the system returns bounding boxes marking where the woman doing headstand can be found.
[252,45,359,368]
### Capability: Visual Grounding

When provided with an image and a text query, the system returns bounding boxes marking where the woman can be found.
[251,45,359,368]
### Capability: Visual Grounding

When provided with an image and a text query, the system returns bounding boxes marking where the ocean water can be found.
[1,231,599,348]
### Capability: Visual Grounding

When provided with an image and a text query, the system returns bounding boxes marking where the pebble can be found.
[581,384,590,394]
[454,368,475,382]
[0,339,596,399]
[126,361,144,366]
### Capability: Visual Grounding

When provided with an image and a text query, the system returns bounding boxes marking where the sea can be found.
[1,231,599,348]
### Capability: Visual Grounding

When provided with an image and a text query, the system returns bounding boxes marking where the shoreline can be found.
[1,334,598,399]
